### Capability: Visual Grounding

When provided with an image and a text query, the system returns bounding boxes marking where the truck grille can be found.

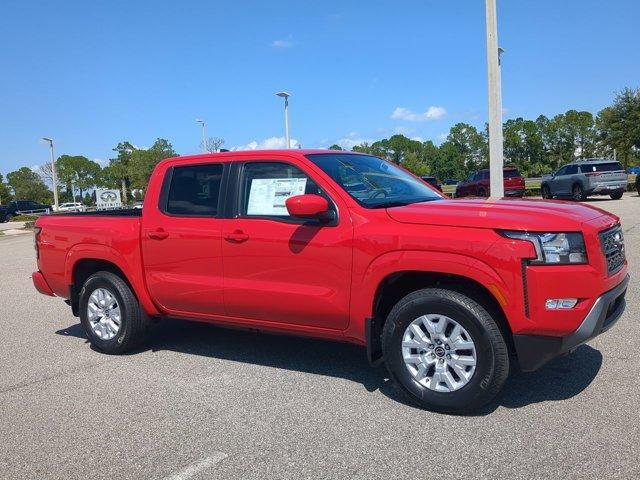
[599,225,625,276]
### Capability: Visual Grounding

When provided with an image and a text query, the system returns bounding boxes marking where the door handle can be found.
[148,228,169,240]
[224,230,249,243]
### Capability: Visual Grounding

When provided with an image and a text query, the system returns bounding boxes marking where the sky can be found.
[1,0,639,174]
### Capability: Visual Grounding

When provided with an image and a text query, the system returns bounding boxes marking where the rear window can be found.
[583,162,624,173]
[166,163,223,216]
[503,168,521,178]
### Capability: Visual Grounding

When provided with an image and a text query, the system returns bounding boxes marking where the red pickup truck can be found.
[32,150,628,413]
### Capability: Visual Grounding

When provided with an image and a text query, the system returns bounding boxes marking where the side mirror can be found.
[286,194,331,220]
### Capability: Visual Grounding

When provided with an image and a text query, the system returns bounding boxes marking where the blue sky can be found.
[1,0,639,174]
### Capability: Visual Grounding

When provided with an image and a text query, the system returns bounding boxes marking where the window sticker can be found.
[247,177,308,215]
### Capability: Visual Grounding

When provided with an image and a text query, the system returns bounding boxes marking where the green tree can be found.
[128,138,177,190]
[101,141,136,203]
[596,88,640,167]
[56,155,102,200]
[328,144,343,151]
[6,167,53,203]
[402,151,430,176]
[503,118,546,176]
[444,123,488,174]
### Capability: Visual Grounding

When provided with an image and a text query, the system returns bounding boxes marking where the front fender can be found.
[346,250,517,343]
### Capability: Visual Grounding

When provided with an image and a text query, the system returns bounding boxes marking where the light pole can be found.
[196,119,207,152]
[276,92,291,148]
[41,137,59,210]
[485,0,504,198]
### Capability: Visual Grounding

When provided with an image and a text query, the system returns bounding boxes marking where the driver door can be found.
[221,160,353,330]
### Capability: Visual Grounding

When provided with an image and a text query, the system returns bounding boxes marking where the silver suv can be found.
[541,159,627,201]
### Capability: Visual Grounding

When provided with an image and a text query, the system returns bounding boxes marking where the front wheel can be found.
[541,184,552,199]
[79,271,148,354]
[382,288,509,414]
[610,190,623,200]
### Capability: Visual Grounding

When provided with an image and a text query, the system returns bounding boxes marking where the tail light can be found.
[34,226,42,259]
[585,172,602,177]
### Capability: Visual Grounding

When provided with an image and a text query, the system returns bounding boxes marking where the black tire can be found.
[477,187,487,197]
[382,288,509,414]
[572,183,586,201]
[610,190,623,200]
[5,214,13,223]
[79,271,148,354]
[541,184,552,199]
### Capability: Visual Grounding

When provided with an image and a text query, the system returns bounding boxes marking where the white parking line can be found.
[164,452,228,480]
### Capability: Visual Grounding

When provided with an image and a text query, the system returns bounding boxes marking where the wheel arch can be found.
[65,244,159,317]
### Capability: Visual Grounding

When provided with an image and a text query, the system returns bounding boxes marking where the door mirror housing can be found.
[286,194,330,220]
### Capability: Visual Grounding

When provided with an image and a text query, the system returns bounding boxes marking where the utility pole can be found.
[42,137,59,210]
[485,0,504,198]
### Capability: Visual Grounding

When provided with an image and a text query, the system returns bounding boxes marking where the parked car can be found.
[132,201,144,209]
[56,202,86,213]
[0,200,51,222]
[420,176,442,191]
[32,150,628,414]
[443,178,459,186]
[455,167,525,198]
[627,166,640,175]
[541,159,627,201]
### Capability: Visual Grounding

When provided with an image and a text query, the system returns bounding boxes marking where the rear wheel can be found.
[79,271,148,354]
[477,187,487,197]
[572,184,586,201]
[382,288,510,414]
[541,184,552,199]
[4,214,13,223]
[610,190,623,200]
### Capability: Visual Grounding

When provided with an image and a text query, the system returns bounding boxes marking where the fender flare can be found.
[347,250,516,343]
[65,243,159,316]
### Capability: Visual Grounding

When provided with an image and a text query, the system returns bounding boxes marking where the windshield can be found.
[306,153,442,208]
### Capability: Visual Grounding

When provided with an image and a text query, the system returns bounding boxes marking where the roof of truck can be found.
[159,149,363,167]
[570,158,620,164]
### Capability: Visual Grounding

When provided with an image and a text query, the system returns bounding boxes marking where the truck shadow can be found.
[56,319,602,415]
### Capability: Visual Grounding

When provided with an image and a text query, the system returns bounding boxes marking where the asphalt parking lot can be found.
[1,194,638,480]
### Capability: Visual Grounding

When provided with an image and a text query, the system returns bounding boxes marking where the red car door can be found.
[141,161,227,317]
[221,158,353,330]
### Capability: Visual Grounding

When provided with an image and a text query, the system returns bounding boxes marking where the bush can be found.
[10,214,38,222]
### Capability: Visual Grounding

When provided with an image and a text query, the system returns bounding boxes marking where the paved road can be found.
[1,194,639,479]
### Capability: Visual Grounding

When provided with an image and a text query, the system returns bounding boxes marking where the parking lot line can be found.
[163,452,228,480]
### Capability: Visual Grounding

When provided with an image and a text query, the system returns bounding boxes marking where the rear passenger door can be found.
[141,162,228,317]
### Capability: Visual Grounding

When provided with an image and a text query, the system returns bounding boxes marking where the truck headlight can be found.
[501,231,588,265]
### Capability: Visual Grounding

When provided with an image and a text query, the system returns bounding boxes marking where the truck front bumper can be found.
[513,274,629,372]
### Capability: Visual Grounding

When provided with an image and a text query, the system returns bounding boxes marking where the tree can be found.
[402,151,430,176]
[128,138,177,191]
[503,118,546,176]
[6,167,53,203]
[328,144,343,151]
[102,141,136,203]
[597,88,640,167]
[445,123,488,173]
[0,173,12,204]
[55,155,102,201]
[204,137,225,153]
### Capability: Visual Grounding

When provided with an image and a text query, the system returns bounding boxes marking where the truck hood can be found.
[386,198,612,231]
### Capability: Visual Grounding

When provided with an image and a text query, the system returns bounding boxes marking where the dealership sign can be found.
[96,189,122,210]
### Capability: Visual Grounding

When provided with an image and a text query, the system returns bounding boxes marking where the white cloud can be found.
[410,136,424,142]
[232,136,300,151]
[391,106,446,122]
[335,132,373,150]
[271,39,293,48]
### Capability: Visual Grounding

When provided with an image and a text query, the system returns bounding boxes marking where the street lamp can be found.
[196,118,207,152]
[485,0,504,198]
[276,91,291,148]
[41,137,59,211]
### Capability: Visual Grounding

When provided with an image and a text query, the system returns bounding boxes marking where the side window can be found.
[240,162,322,218]
[556,166,567,176]
[565,165,578,175]
[480,171,489,180]
[165,163,223,216]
